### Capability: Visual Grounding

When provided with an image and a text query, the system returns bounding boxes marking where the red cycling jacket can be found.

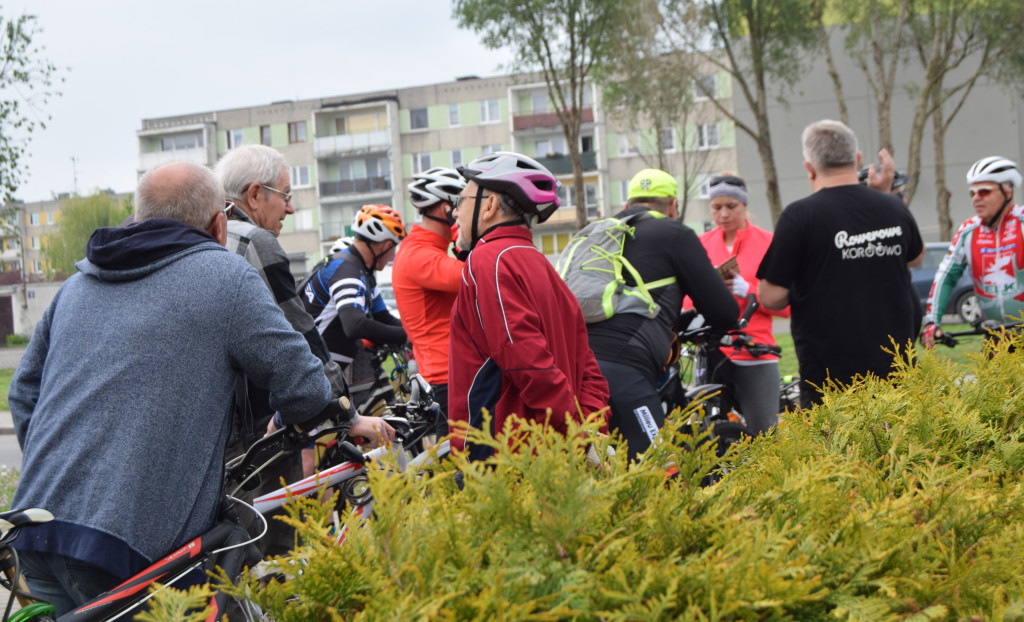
[693,222,790,361]
[448,226,609,459]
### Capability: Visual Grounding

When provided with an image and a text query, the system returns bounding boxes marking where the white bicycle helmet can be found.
[408,167,466,210]
[457,152,560,223]
[966,156,1022,187]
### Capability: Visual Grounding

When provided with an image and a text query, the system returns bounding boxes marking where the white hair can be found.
[802,120,858,172]
[214,144,289,200]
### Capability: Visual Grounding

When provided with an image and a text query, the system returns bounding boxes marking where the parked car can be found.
[910,242,980,324]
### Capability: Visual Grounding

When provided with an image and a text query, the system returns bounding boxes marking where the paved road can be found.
[0,434,20,469]
[0,347,25,369]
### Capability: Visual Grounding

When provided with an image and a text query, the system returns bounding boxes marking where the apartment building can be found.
[137,72,738,268]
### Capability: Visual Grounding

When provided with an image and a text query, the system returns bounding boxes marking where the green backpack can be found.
[556,211,676,323]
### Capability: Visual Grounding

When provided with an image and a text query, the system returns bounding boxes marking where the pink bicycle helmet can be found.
[458,152,560,223]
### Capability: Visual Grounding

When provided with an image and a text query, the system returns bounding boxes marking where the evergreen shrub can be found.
[154,335,1024,621]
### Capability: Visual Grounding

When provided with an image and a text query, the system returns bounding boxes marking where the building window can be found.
[335,117,347,134]
[558,183,599,219]
[227,129,244,150]
[451,149,462,168]
[448,104,459,127]
[659,128,675,152]
[617,132,640,157]
[293,209,314,231]
[30,236,39,250]
[160,131,203,152]
[694,74,717,100]
[696,123,719,150]
[410,108,428,130]
[536,137,567,157]
[29,213,39,226]
[413,152,432,174]
[47,212,54,225]
[291,165,311,188]
[531,92,548,113]
[480,99,500,123]
[481,144,501,155]
[540,233,572,255]
[697,173,712,198]
[581,135,594,153]
[619,180,629,203]
[288,121,307,144]
[260,125,272,146]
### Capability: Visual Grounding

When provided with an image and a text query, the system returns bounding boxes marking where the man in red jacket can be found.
[448,152,609,461]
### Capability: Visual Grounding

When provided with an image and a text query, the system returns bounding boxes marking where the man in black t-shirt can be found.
[757,120,924,408]
[586,169,738,460]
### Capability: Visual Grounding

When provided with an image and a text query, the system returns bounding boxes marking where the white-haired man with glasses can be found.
[214,146,392,554]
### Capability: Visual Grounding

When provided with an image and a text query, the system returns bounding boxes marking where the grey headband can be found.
[708,181,748,205]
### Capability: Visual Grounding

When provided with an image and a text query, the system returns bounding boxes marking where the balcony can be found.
[138,147,210,174]
[535,152,597,175]
[314,130,390,158]
[321,221,351,241]
[513,108,593,131]
[319,176,391,198]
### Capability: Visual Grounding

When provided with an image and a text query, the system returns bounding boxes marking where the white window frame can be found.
[696,123,719,150]
[697,173,712,198]
[448,104,460,127]
[47,212,54,225]
[29,213,39,226]
[480,99,500,124]
[659,128,675,152]
[227,129,244,150]
[481,144,501,156]
[619,180,629,204]
[531,92,548,113]
[451,149,462,168]
[617,132,640,157]
[413,152,432,174]
[291,165,311,188]
[293,209,314,231]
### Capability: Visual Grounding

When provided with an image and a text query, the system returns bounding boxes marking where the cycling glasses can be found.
[709,174,746,189]
[969,185,997,199]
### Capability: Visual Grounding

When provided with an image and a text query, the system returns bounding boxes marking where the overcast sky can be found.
[13,1,512,203]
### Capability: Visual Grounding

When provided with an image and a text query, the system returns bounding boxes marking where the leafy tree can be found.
[452,0,623,230]
[42,192,131,278]
[0,9,63,206]
[655,0,820,225]
[599,0,717,222]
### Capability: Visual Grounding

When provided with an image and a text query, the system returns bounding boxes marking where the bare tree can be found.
[452,0,623,229]
[655,0,819,225]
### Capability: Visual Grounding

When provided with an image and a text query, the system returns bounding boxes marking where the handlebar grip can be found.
[736,293,758,329]
[293,396,355,433]
[937,332,958,348]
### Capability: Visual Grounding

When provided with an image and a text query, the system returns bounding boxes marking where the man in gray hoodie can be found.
[7,161,390,614]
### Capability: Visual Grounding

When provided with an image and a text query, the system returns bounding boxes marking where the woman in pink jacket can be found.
[698,174,790,434]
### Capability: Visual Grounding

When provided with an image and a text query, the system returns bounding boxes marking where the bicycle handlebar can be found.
[937,319,1024,348]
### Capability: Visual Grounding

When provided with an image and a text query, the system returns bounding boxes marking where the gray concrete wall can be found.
[733,27,1024,242]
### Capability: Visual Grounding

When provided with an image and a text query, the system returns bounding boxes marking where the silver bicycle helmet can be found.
[966,156,1022,187]
[408,167,466,210]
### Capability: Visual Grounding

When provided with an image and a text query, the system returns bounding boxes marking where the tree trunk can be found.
[818,23,849,126]
[567,123,587,230]
[931,84,952,240]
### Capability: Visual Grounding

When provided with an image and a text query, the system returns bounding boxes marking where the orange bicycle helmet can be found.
[352,204,406,244]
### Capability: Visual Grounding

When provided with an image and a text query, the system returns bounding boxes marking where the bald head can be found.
[136,161,225,230]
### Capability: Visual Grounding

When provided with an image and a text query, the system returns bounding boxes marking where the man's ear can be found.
[246,182,263,205]
[856,150,863,170]
[804,160,816,181]
[208,211,227,246]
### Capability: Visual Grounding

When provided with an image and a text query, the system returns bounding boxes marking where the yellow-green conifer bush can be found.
[152,335,1024,621]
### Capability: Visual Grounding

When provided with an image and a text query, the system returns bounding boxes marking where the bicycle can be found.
[349,342,415,417]
[0,413,339,621]
[661,297,786,457]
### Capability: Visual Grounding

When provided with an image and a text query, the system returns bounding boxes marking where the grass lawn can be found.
[772,322,984,380]
[0,368,12,411]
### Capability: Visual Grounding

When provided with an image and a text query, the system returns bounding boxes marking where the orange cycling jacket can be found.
[392,225,463,385]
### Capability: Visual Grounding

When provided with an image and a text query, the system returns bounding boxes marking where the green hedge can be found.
[150,336,1024,621]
